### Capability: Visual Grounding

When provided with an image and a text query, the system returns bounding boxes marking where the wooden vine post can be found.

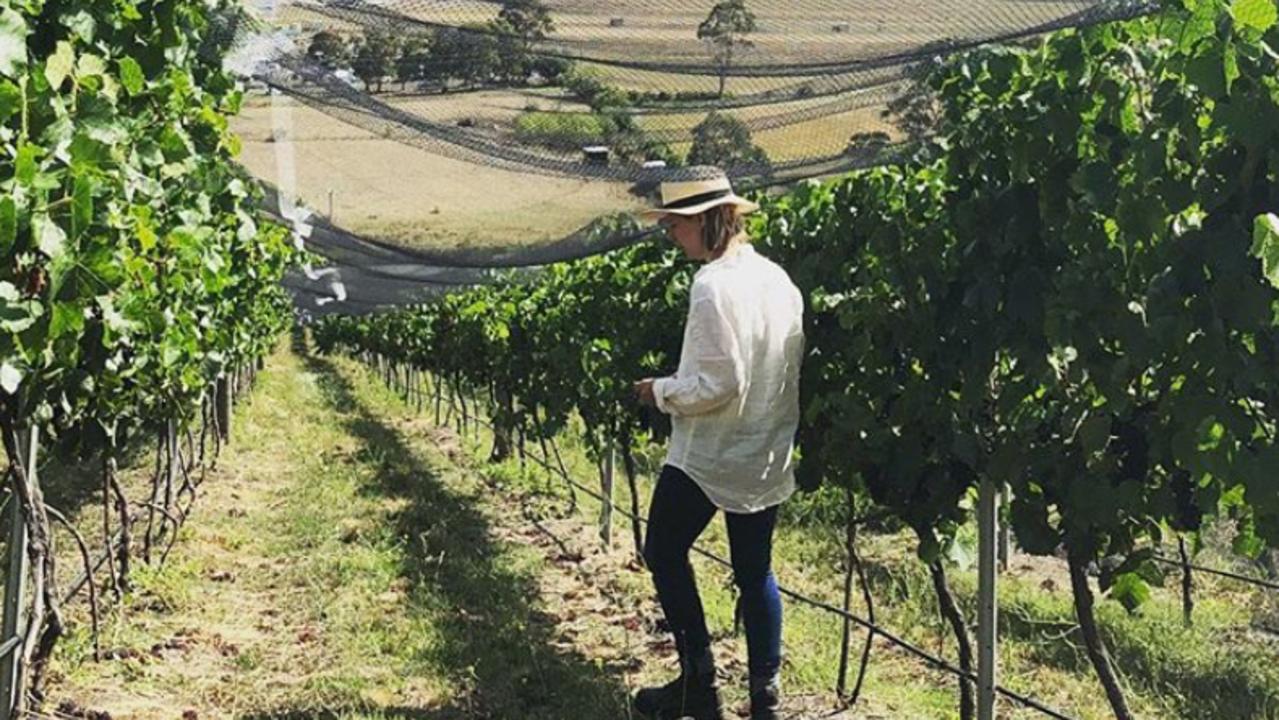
[619,447,645,566]
[836,490,858,701]
[165,419,178,531]
[977,476,998,720]
[599,443,615,548]
[218,371,233,445]
[998,484,1011,572]
[0,426,61,717]
[1179,537,1194,628]
[0,430,34,720]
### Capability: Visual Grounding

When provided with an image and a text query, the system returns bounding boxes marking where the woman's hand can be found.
[634,378,657,407]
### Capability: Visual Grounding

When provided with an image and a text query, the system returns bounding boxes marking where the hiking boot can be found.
[633,647,723,720]
[749,671,781,720]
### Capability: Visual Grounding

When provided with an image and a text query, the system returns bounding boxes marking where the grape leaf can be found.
[0,78,19,123]
[44,41,75,90]
[49,302,86,340]
[118,56,144,95]
[0,360,22,394]
[1252,213,1279,288]
[76,53,106,79]
[0,196,14,256]
[1223,40,1240,93]
[33,214,66,259]
[1233,0,1278,32]
[72,174,93,239]
[1107,572,1151,613]
[61,10,96,42]
[0,7,27,79]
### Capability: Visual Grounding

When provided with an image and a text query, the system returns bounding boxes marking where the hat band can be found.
[663,188,732,211]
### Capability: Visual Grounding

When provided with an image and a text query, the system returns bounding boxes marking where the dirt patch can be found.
[231,95,643,250]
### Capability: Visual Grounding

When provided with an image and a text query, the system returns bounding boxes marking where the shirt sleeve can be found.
[653,284,744,417]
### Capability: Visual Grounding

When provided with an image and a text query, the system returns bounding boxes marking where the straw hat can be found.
[641,166,760,219]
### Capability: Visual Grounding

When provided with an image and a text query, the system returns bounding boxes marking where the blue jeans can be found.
[643,465,783,678]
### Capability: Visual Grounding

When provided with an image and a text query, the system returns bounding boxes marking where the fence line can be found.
[1152,554,1279,593]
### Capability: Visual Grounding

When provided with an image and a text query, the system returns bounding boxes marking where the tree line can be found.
[306,0,774,175]
[308,0,759,98]
[306,18,567,93]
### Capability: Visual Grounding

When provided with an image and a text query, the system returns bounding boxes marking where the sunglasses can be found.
[657,214,699,234]
[657,216,678,236]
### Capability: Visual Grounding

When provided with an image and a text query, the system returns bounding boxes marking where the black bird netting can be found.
[220,0,1155,313]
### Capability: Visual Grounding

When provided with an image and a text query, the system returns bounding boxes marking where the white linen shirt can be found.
[653,244,804,514]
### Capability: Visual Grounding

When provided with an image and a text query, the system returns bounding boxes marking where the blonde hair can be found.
[700,205,744,256]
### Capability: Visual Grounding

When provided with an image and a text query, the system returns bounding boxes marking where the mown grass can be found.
[46,341,1279,719]
[49,342,630,718]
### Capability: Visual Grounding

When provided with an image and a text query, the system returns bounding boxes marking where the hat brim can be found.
[640,194,760,221]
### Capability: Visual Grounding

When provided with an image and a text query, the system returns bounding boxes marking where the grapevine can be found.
[0,0,296,709]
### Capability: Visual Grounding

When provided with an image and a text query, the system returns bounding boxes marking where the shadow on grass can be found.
[245,344,632,720]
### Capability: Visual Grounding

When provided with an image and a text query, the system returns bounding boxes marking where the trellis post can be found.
[977,476,999,720]
[599,444,615,548]
[216,373,232,444]
[999,484,1012,572]
[0,428,37,720]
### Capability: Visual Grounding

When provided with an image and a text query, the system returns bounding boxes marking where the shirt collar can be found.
[704,242,754,269]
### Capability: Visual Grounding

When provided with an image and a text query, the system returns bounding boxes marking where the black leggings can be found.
[643,465,783,677]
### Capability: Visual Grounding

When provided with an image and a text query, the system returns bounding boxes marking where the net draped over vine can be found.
[222,0,1154,313]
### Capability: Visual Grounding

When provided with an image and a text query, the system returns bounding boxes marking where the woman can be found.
[633,166,804,720]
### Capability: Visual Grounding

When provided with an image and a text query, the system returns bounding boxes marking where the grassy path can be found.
[48,343,643,718]
[48,341,1274,719]
[49,340,898,719]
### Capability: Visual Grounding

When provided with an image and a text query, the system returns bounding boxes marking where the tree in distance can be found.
[307,30,351,69]
[698,0,757,98]
[688,111,770,172]
[351,30,401,92]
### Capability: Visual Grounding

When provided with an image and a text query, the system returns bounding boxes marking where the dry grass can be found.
[369,0,1097,63]
[232,94,643,250]
[229,83,890,248]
